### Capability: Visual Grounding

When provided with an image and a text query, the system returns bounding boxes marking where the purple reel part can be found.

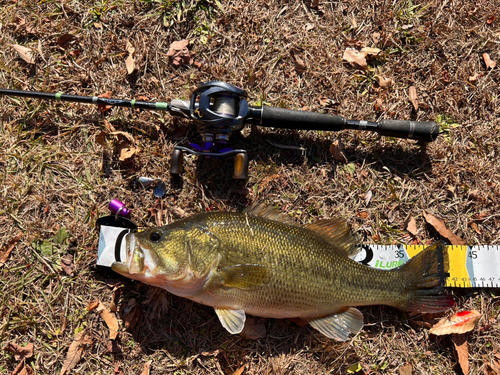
[109,199,130,216]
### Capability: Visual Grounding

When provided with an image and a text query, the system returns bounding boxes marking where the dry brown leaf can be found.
[60,331,92,375]
[290,49,307,72]
[429,310,481,335]
[123,298,141,329]
[3,342,34,361]
[125,40,135,74]
[167,39,190,66]
[239,317,267,340]
[11,359,35,375]
[409,86,419,111]
[230,365,246,375]
[110,131,135,144]
[374,98,384,112]
[371,32,381,44]
[87,300,99,311]
[343,48,367,68]
[378,76,393,89]
[452,334,469,375]
[361,47,381,57]
[98,92,113,113]
[406,216,418,235]
[107,340,122,353]
[119,146,138,161]
[13,44,35,64]
[0,232,22,267]
[399,363,412,375]
[140,360,153,375]
[423,211,466,245]
[329,139,347,162]
[114,365,125,375]
[61,253,74,276]
[483,53,497,69]
[57,34,76,49]
[469,72,480,82]
[97,302,119,339]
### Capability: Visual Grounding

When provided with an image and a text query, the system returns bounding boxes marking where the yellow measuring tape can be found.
[354,245,500,288]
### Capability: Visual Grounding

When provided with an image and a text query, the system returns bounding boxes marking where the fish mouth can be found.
[111,232,158,278]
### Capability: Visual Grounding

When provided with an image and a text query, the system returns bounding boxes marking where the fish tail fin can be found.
[399,241,455,313]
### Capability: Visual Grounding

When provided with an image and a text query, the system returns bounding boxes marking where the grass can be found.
[1,0,500,374]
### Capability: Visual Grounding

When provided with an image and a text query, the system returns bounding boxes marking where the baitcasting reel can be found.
[0,81,440,180]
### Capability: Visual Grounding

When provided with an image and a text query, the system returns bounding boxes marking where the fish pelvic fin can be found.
[305,220,359,258]
[214,307,246,334]
[399,241,455,313]
[307,308,363,341]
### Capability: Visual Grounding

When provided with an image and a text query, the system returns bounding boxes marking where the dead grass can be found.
[1,0,499,374]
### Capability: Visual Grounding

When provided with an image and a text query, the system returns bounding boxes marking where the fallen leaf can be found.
[10,359,34,375]
[114,365,125,375]
[290,49,307,72]
[399,363,412,375]
[230,365,246,375]
[429,310,481,335]
[0,232,23,267]
[371,32,381,44]
[343,48,367,68]
[452,334,469,375]
[374,98,384,112]
[357,211,368,220]
[60,331,92,375]
[13,44,35,64]
[3,342,34,361]
[123,298,141,329]
[61,253,74,276]
[483,53,497,69]
[409,86,419,111]
[98,92,113,113]
[167,39,190,66]
[97,302,119,340]
[119,145,137,161]
[468,72,480,81]
[423,211,466,245]
[378,76,393,89]
[87,300,99,311]
[486,15,496,25]
[406,216,418,235]
[329,139,347,162]
[365,190,373,206]
[125,40,135,74]
[169,206,186,218]
[57,34,76,49]
[361,47,381,58]
[239,317,267,340]
[140,360,153,375]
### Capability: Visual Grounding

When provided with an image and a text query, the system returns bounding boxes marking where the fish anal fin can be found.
[218,264,270,290]
[214,307,246,334]
[307,307,363,341]
[245,202,298,226]
[305,220,358,258]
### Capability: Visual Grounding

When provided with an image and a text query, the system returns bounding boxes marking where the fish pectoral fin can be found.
[307,307,363,341]
[214,307,246,334]
[218,264,271,290]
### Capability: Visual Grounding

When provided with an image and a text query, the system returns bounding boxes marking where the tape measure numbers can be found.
[353,245,500,288]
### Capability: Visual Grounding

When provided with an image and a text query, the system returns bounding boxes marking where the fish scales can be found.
[112,205,454,340]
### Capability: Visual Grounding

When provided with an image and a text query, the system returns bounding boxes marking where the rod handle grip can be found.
[378,120,439,142]
[260,106,346,131]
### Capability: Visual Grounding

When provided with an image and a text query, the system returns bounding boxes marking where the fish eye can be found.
[149,230,162,242]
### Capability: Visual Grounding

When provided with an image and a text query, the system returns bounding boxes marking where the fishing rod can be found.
[0,81,439,179]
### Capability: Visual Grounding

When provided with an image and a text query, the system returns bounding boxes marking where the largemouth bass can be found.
[112,203,454,341]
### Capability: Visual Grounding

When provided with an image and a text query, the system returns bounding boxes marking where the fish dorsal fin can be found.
[214,307,246,334]
[307,307,363,341]
[245,202,298,226]
[218,264,270,290]
[305,219,359,258]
